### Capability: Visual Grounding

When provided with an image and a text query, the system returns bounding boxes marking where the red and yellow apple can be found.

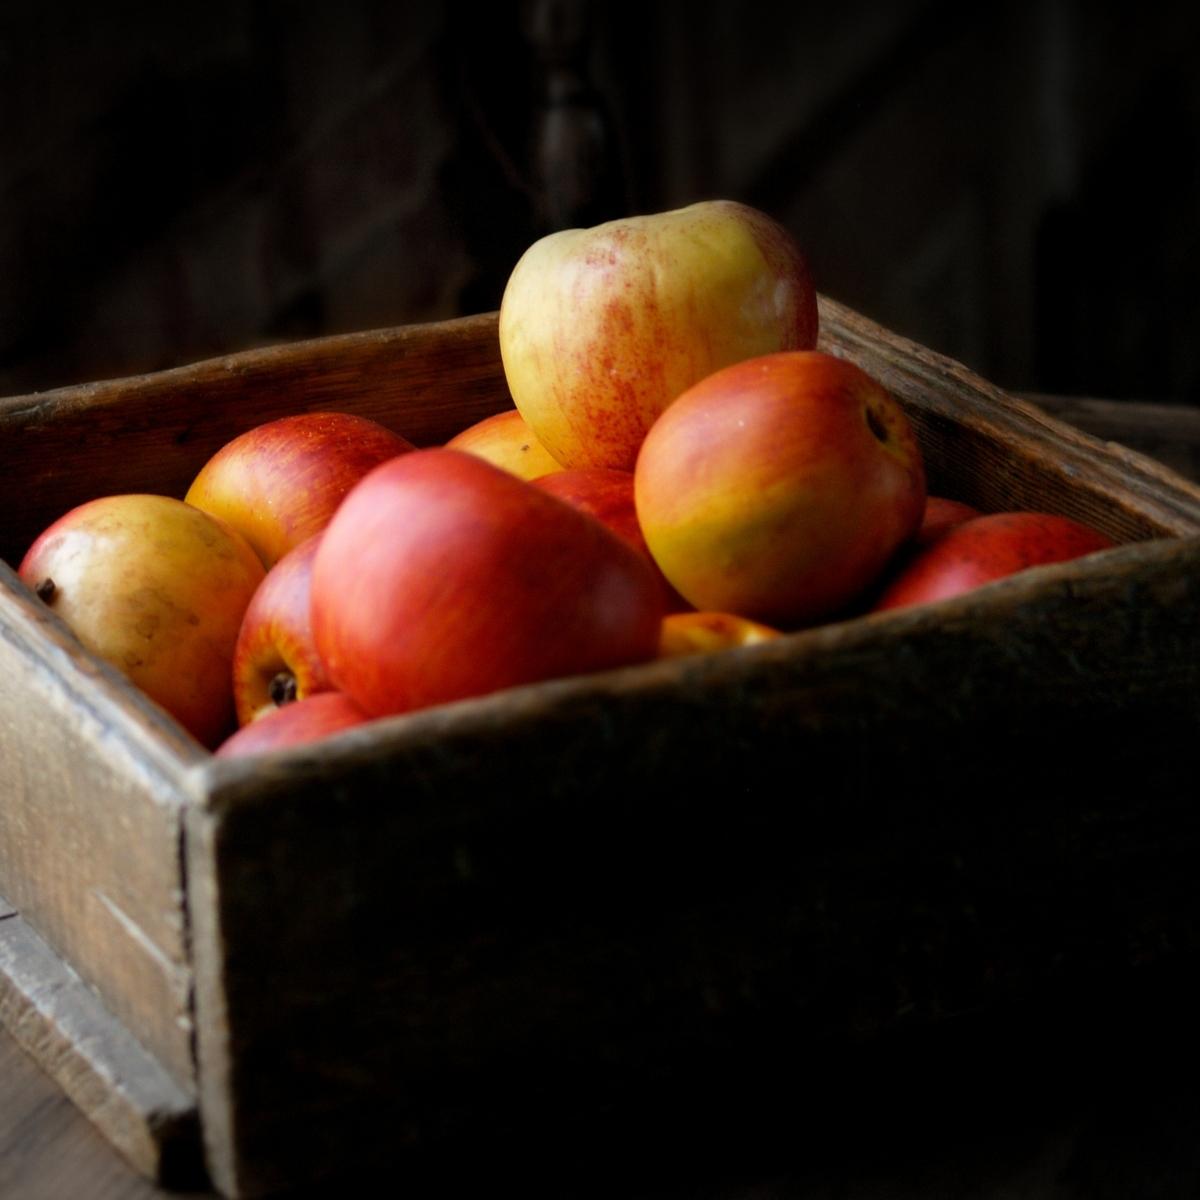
[657,611,780,658]
[310,449,665,717]
[19,493,266,747]
[445,408,563,480]
[185,411,415,568]
[231,534,330,726]
[499,199,819,470]
[872,510,1115,612]
[635,350,926,626]
[215,691,370,758]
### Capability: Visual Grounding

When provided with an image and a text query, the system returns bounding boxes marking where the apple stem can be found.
[35,578,56,603]
[268,671,298,706]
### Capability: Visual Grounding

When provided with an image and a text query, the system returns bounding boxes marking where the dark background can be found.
[3,0,1199,403]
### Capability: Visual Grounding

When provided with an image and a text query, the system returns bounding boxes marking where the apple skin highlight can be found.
[872,511,1115,612]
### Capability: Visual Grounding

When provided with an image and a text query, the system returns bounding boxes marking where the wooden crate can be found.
[2,298,1200,1197]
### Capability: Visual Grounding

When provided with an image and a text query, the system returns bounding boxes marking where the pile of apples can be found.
[17,201,1114,757]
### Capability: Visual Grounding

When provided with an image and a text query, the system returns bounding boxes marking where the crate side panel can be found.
[816,295,1200,539]
[0,577,198,1090]
[0,900,204,1187]
[189,538,1200,1196]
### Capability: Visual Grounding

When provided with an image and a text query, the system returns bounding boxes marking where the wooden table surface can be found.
[4,395,1199,1199]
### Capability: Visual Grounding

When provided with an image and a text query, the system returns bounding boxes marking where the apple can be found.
[215,692,370,758]
[185,411,416,569]
[917,496,981,547]
[231,534,331,727]
[853,494,983,613]
[634,350,926,626]
[532,466,690,611]
[499,199,819,471]
[657,611,780,658]
[444,408,564,481]
[310,449,665,717]
[872,511,1115,612]
[19,493,266,747]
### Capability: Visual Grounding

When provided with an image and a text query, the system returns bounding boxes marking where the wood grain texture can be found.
[0,1030,187,1200]
[1025,392,1200,484]
[0,312,511,567]
[0,562,207,1089]
[815,295,1200,539]
[188,535,1200,1197]
[4,298,1198,564]
[0,900,204,1188]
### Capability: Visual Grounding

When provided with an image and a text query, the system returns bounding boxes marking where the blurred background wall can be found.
[3,0,1198,403]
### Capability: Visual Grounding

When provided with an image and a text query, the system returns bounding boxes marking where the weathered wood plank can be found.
[188,534,1200,1197]
[0,312,511,566]
[0,562,206,1090]
[0,899,204,1187]
[816,295,1200,539]
[1024,392,1200,484]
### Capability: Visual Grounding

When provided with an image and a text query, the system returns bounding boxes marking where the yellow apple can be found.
[19,494,266,747]
[444,408,563,480]
[499,199,819,470]
[657,611,781,658]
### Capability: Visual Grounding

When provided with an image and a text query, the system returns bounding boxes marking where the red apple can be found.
[445,408,564,480]
[634,351,926,626]
[310,449,665,717]
[857,494,984,612]
[499,199,819,470]
[19,493,266,747]
[917,496,981,546]
[657,611,781,658]
[185,411,415,568]
[532,466,690,611]
[232,534,331,726]
[215,692,370,758]
[872,511,1115,612]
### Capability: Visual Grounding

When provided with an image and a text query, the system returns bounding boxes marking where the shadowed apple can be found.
[215,691,371,758]
[445,408,564,480]
[872,510,1115,612]
[533,466,691,611]
[657,611,781,658]
[232,534,330,726]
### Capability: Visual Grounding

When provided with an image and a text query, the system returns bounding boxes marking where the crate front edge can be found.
[185,536,1200,1198]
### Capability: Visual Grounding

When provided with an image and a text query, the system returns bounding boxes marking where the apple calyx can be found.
[34,577,56,603]
[269,671,298,706]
